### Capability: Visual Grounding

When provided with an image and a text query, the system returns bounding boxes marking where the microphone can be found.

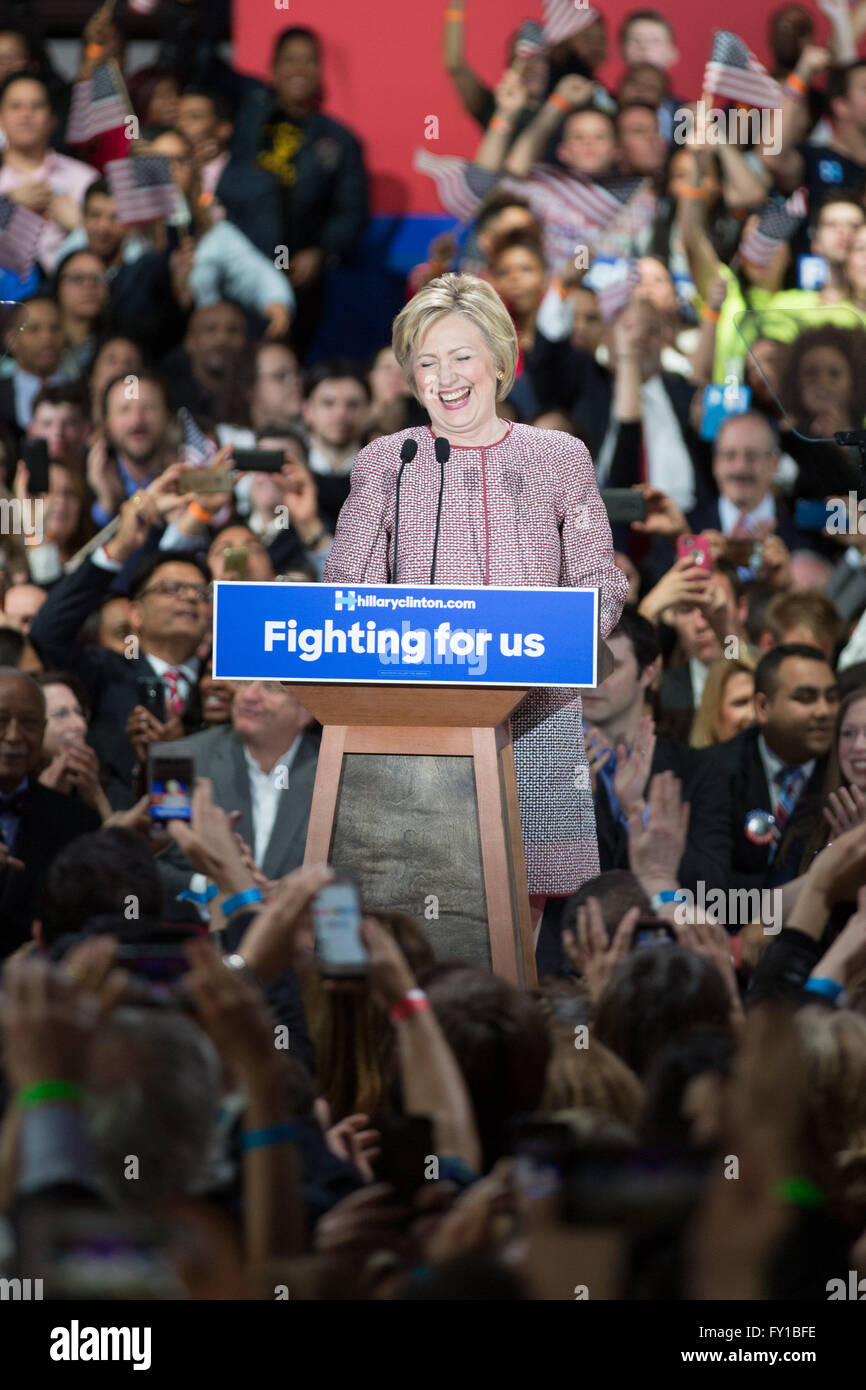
[392,437,418,582]
[430,436,450,584]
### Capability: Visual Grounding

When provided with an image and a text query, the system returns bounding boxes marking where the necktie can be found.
[163,668,184,717]
[774,767,806,833]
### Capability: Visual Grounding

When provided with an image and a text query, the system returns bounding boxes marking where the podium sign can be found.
[212,581,601,688]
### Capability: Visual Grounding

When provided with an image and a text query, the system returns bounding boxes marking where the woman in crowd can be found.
[53,247,110,379]
[690,656,756,748]
[35,669,112,821]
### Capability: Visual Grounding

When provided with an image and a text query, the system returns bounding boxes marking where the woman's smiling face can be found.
[412,313,499,438]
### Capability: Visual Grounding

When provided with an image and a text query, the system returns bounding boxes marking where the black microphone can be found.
[430,436,450,584]
[392,437,418,582]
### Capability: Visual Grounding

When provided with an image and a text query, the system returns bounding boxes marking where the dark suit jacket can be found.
[656,664,697,744]
[0,376,18,436]
[0,781,100,957]
[155,724,319,901]
[687,498,806,554]
[594,733,730,893]
[29,556,202,791]
[707,725,827,889]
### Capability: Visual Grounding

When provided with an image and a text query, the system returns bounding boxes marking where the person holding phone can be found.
[325,273,629,936]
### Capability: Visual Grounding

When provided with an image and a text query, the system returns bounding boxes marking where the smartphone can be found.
[136,674,166,722]
[311,870,367,977]
[601,489,646,525]
[22,437,50,493]
[795,498,834,531]
[374,1115,434,1202]
[27,540,62,584]
[148,745,194,822]
[632,917,676,949]
[176,468,234,494]
[222,546,249,579]
[16,1206,183,1300]
[232,448,286,475]
[676,534,711,570]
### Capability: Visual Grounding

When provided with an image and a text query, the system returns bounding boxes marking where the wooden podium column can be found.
[298,684,536,988]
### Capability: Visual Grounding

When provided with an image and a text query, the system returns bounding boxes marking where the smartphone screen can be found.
[148,747,194,821]
[374,1115,434,1201]
[311,873,366,976]
[22,437,50,493]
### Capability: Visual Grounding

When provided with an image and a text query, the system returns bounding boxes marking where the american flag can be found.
[739,187,808,267]
[413,151,498,222]
[105,155,178,225]
[543,0,600,46]
[522,164,645,232]
[515,20,545,60]
[179,407,218,467]
[597,260,641,321]
[66,62,130,144]
[703,31,783,110]
[0,196,44,276]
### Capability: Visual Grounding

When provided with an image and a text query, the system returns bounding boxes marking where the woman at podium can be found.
[324,273,628,932]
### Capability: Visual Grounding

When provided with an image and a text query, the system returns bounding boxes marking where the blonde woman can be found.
[690,656,756,748]
[325,272,628,935]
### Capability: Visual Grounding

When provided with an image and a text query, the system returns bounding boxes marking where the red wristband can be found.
[390,989,431,1023]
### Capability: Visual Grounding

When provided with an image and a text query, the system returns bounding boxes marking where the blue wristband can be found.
[804,976,844,1003]
[239,1122,299,1150]
[651,890,679,910]
[222,886,263,916]
[178,882,219,906]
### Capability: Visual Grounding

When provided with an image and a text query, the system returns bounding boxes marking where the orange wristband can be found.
[444,9,465,20]
[85,43,105,60]
[678,185,710,202]
[786,73,808,96]
[188,500,214,524]
[701,304,721,323]
[490,115,512,134]
[549,92,573,114]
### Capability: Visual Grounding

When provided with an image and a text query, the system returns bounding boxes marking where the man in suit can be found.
[156,680,319,903]
[30,495,211,795]
[688,411,806,553]
[0,670,100,956]
[582,608,731,894]
[709,644,840,889]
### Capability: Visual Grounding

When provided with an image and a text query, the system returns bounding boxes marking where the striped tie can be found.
[163,667,184,717]
[770,767,806,858]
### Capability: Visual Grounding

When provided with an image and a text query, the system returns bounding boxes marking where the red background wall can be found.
[232,1,829,214]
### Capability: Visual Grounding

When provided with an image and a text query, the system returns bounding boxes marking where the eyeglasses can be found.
[138,582,210,602]
[715,449,776,464]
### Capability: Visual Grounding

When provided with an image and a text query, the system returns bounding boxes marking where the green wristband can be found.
[772,1176,825,1209]
[16,1080,85,1108]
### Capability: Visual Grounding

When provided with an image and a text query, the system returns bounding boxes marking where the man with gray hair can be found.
[687,412,805,552]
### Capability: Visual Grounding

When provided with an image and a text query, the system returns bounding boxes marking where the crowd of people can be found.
[3,0,866,1306]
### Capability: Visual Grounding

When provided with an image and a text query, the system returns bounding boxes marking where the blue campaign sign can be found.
[212,582,601,688]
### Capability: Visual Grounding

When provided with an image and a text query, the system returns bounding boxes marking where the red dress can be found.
[323,422,629,895]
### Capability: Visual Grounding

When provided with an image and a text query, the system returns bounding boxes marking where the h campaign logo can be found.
[334,590,356,612]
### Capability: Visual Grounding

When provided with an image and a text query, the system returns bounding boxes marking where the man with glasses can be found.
[0,670,99,956]
[686,411,806,553]
[30,493,211,798]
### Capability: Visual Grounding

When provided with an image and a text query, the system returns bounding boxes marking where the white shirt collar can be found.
[307,442,357,477]
[242,736,303,782]
[718,492,776,536]
[146,653,200,684]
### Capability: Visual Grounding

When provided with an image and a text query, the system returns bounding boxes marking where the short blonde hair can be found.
[392,272,519,403]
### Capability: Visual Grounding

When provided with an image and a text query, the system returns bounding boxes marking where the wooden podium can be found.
[298,684,537,987]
